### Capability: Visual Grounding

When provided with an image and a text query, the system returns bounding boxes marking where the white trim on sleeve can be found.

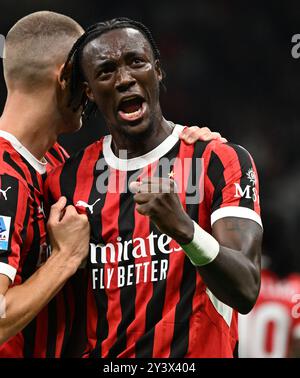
[211,206,263,228]
[206,288,233,327]
[0,262,17,283]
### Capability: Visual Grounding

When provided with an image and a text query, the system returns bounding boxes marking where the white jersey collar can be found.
[103,124,185,171]
[0,130,47,174]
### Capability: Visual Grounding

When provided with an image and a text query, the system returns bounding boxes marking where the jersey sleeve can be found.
[205,142,262,228]
[0,174,30,282]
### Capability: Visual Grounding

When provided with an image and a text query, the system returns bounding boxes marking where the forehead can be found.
[83,27,153,61]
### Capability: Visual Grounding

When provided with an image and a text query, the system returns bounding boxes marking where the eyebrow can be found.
[92,50,149,76]
[97,50,147,62]
[97,55,111,61]
[96,59,115,66]
[124,50,147,59]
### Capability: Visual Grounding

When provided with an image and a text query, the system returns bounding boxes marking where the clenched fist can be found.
[130,178,194,244]
[47,197,90,273]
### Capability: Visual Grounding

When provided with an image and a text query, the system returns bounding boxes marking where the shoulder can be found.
[45,142,70,170]
[0,141,31,194]
[65,137,104,167]
[184,139,255,163]
[47,138,105,179]
[0,172,30,207]
[198,141,257,177]
[204,141,254,162]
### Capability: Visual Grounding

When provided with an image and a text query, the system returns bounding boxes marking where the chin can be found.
[122,119,153,139]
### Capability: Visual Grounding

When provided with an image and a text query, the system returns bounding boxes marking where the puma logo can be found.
[38,202,45,217]
[76,199,101,214]
[0,187,11,201]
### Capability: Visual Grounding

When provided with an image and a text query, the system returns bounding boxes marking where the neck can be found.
[0,89,59,160]
[110,113,174,159]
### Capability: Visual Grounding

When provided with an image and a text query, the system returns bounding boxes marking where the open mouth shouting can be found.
[117,95,147,123]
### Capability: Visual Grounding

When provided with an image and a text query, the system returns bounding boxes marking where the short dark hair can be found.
[4,11,83,89]
[64,17,165,117]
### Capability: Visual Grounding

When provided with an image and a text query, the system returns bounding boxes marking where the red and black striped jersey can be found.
[46,124,262,358]
[45,143,69,173]
[0,131,73,358]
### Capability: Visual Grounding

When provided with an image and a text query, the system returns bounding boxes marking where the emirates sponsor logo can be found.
[90,232,181,264]
[90,232,182,289]
[91,259,169,289]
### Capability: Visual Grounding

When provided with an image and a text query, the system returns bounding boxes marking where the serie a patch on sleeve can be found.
[0,215,12,251]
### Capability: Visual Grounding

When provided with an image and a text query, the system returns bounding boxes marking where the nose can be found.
[115,66,136,92]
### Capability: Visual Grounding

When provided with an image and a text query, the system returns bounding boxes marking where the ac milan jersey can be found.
[46,124,262,358]
[0,132,73,358]
[46,143,69,173]
[239,270,300,358]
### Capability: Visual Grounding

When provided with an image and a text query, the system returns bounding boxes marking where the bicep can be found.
[212,216,263,268]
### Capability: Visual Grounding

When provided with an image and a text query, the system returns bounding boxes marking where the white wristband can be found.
[180,221,220,266]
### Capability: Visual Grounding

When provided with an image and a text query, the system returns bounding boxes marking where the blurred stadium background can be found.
[1,0,300,357]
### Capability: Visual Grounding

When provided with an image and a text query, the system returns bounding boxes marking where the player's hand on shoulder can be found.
[180,125,227,144]
[47,197,90,270]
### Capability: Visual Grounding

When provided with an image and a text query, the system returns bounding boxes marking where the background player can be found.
[46,18,263,357]
[239,216,300,358]
[239,266,300,358]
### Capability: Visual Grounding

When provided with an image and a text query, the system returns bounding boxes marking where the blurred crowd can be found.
[1,1,299,268]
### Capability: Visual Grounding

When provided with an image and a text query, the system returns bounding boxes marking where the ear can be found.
[84,82,95,102]
[57,62,72,90]
[155,60,163,82]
